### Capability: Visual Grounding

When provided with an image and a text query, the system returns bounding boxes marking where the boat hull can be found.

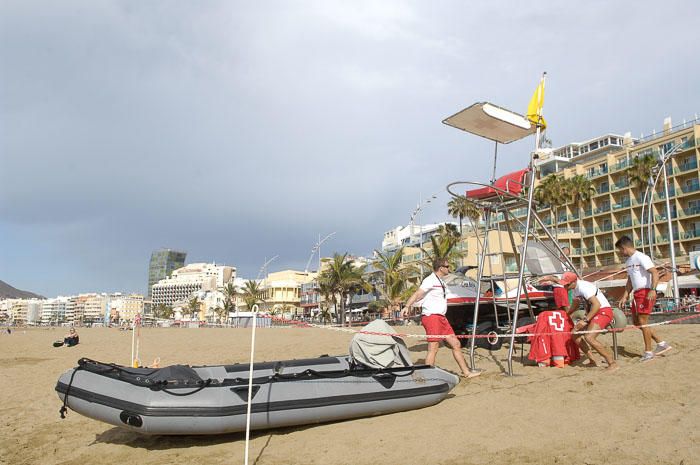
[56,357,458,435]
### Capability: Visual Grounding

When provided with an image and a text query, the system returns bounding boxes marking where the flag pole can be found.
[244,304,259,465]
[506,72,546,376]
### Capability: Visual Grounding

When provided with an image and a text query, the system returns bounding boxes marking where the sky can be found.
[1,1,699,297]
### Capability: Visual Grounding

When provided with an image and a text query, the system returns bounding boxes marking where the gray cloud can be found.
[1,0,698,296]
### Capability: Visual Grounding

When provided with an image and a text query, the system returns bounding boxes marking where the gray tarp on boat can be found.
[349,319,413,369]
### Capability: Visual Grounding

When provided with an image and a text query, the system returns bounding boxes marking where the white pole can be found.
[130,317,136,366]
[661,148,681,306]
[244,304,259,465]
[506,72,546,376]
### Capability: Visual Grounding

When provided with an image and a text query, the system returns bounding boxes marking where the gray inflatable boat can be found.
[55,322,459,435]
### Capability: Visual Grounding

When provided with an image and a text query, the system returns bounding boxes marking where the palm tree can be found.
[447,195,481,235]
[318,253,368,326]
[318,303,332,324]
[628,153,659,249]
[212,306,228,324]
[373,247,414,317]
[316,279,336,323]
[419,223,465,273]
[240,280,265,311]
[152,304,171,320]
[564,175,596,270]
[535,174,566,239]
[628,153,658,191]
[222,282,237,316]
[187,296,200,321]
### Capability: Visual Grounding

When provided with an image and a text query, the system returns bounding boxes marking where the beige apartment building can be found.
[531,119,699,270]
[258,270,316,315]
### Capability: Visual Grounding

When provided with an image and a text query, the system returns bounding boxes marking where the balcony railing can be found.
[583,209,593,217]
[678,159,698,172]
[586,167,609,179]
[654,187,676,200]
[681,180,700,193]
[596,185,610,195]
[611,160,629,172]
[682,229,700,239]
[611,181,629,191]
[613,200,631,210]
[594,205,611,214]
[615,221,633,229]
[584,227,594,235]
[680,207,700,217]
[595,225,613,233]
[554,227,580,235]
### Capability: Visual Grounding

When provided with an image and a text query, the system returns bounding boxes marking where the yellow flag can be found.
[526,79,547,129]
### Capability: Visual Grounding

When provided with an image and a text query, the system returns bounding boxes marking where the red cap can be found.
[559,272,578,286]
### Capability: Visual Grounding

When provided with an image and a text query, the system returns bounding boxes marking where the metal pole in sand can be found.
[130,319,136,366]
[506,72,546,376]
[131,313,140,367]
[244,304,259,465]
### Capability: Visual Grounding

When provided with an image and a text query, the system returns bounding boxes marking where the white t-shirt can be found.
[573,280,611,309]
[625,251,655,291]
[418,273,448,316]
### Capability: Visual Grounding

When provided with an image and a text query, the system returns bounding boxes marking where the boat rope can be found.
[59,364,84,419]
[269,309,700,340]
[155,379,213,396]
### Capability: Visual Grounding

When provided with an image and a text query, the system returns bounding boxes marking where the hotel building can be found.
[530,117,699,270]
[151,263,235,309]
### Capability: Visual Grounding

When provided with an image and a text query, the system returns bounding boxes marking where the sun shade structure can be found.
[442,102,536,144]
[442,75,579,376]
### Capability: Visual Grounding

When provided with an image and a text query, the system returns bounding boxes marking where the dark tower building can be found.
[147,249,187,299]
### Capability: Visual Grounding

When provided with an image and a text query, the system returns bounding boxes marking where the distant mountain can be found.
[0,280,44,299]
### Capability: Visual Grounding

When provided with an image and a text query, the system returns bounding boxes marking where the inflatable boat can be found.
[55,321,459,435]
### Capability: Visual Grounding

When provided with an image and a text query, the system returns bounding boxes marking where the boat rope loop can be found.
[59,363,85,419]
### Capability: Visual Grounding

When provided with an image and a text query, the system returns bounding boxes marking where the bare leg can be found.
[574,334,598,366]
[445,335,477,377]
[636,314,661,352]
[425,341,440,366]
[584,324,618,370]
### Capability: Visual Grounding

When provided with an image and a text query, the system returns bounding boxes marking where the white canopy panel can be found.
[442,102,536,144]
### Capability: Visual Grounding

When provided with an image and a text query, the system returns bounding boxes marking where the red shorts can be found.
[553,286,569,309]
[631,289,655,315]
[421,314,455,342]
[589,307,613,329]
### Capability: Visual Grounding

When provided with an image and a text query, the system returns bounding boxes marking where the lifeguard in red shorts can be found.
[615,235,673,362]
[402,258,481,379]
[556,272,619,371]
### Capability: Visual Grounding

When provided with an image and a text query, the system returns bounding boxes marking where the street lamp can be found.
[305,232,336,319]
[408,193,438,276]
[305,232,336,273]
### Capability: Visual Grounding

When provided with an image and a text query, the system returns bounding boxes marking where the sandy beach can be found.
[1,323,698,465]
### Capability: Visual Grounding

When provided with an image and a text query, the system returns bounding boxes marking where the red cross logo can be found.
[548,312,565,332]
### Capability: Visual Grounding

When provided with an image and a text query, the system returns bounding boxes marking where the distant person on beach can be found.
[615,236,672,362]
[402,258,481,379]
[554,272,618,371]
[63,327,79,347]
